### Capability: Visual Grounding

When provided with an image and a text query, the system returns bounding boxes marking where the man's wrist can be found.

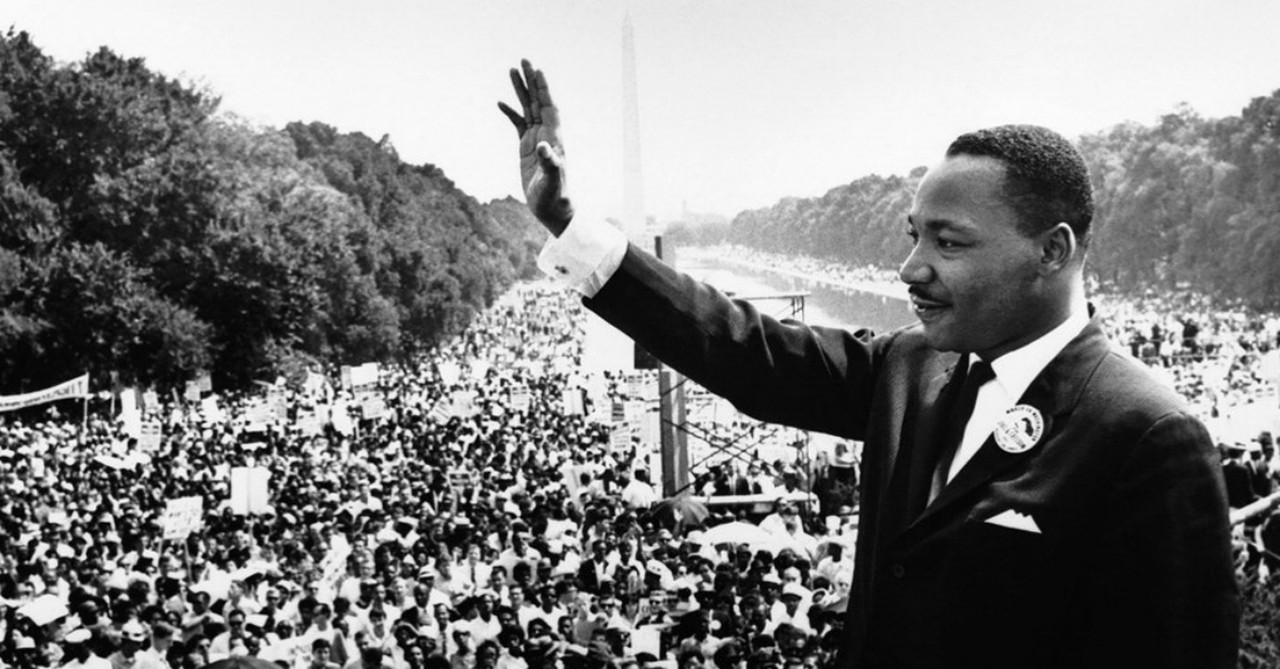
[537,214,627,298]
[540,203,574,238]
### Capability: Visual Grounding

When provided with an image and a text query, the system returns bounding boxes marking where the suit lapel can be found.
[901,317,1111,536]
[879,359,960,538]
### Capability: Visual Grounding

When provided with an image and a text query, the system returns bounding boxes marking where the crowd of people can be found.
[1,247,1278,669]
[0,284,855,669]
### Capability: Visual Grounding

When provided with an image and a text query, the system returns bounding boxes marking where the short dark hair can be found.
[946,125,1094,248]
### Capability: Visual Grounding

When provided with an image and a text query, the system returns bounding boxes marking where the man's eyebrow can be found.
[906,214,970,233]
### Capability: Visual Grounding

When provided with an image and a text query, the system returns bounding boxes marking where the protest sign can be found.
[139,421,163,451]
[331,401,353,435]
[229,466,272,515]
[0,374,90,413]
[348,362,379,389]
[438,360,461,386]
[610,426,632,450]
[562,388,584,416]
[361,395,388,420]
[295,411,323,436]
[450,390,478,418]
[510,388,532,413]
[161,496,204,540]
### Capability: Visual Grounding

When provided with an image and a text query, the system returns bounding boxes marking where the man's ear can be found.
[1038,222,1077,274]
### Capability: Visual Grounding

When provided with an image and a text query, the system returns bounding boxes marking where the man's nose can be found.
[898,243,932,285]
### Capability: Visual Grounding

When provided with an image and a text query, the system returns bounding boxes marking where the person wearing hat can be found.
[61,628,109,669]
[415,569,452,609]
[108,621,164,669]
[764,585,811,637]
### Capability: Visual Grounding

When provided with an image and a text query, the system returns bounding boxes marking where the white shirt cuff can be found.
[537,217,628,298]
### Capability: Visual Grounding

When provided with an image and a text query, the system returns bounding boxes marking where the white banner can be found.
[0,374,90,413]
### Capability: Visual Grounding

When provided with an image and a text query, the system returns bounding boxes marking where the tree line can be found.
[0,30,545,393]
[669,96,1280,313]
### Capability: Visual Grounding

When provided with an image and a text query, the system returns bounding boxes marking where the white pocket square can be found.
[984,509,1041,534]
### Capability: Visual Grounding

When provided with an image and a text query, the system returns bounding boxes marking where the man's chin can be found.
[918,324,961,353]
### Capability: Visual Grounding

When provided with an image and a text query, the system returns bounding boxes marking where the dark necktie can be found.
[928,359,995,504]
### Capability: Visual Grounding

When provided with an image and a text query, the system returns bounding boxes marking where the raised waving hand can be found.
[498,59,573,237]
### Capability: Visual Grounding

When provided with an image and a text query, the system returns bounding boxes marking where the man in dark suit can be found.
[497,60,1238,668]
[578,539,612,593]
[1223,443,1258,509]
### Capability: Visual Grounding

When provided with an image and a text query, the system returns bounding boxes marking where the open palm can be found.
[498,59,573,236]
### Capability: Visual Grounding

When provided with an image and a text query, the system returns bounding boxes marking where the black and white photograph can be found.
[2,1,1279,667]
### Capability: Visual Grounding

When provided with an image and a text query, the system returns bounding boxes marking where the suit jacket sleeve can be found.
[1082,411,1239,668]
[584,244,889,439]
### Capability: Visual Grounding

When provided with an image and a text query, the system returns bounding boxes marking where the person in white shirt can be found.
[60,629,109,669]
[618,471,657,510]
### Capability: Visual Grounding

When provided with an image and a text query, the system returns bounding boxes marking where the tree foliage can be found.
[706,97,1280,312]
[0,29,541,392]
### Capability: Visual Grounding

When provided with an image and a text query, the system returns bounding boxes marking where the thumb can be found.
[536,141,565,192]
[536,141,563,171]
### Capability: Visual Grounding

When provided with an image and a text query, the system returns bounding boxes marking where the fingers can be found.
[522,59,541,125]
[509,66,532,124]
[497,102,526,137]
[533,69,555,111]
[502,60,558,139]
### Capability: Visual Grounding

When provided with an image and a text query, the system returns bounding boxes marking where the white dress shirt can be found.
[537,217,627,298]
[945,309,1090,482]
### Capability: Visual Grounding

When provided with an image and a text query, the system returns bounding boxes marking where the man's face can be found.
[496,609,515,628]
[782,596,800,615]
[902,155,1049,360]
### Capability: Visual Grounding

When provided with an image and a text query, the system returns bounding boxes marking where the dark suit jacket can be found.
[1223,460,1257,509]
[577,558,610,593]
[1249,459,1273,498]
[585,246,1238,669]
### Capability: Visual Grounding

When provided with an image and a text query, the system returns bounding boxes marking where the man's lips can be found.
[909,290,949,312]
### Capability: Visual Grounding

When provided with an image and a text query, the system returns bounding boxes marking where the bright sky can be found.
[9,0,1280,223]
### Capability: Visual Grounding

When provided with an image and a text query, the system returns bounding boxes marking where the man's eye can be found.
[938,238,961,249]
